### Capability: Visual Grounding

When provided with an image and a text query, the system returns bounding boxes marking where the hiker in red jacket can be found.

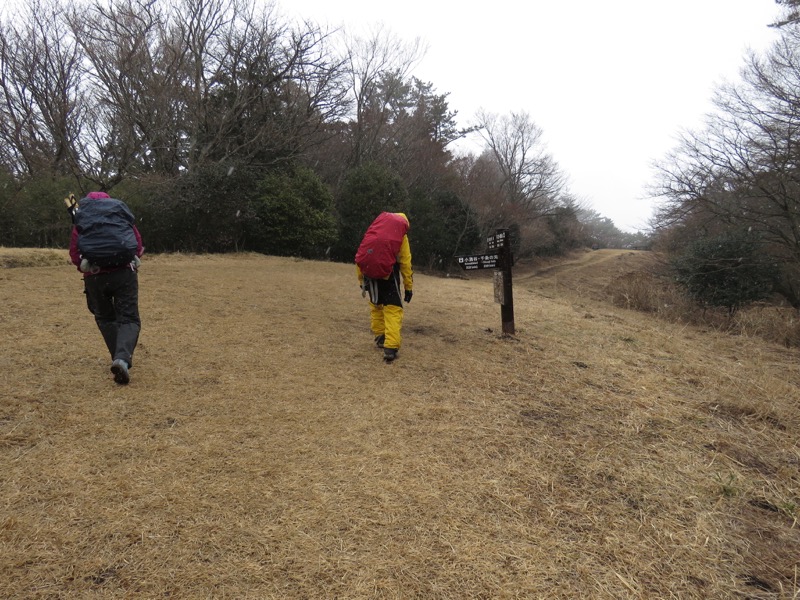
[355,212,413,362]
[69,192,144,384]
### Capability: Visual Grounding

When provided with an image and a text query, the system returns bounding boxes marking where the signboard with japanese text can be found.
[457,253,500,271]
[454,228,515,334]
[487,231,507,250]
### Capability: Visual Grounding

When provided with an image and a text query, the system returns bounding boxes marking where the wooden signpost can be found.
[456,228,515,335]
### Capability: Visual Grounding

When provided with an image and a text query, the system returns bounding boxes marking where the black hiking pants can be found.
[364,264,403,307]
[84,268,141,368]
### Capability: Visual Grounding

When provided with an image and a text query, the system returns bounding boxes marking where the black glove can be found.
[404,290,413,303]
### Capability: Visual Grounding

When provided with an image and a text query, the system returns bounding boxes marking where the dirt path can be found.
[512,248,656,301]
[526,248,633,279]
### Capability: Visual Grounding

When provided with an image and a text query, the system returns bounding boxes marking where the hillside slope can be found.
[1,250,798,599]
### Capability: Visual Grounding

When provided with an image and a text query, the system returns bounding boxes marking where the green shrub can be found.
[249,167,337,258]
[671,230,780,315]
[331,164,407,262]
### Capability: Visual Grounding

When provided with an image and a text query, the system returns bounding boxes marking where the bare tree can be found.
[455,151,509,233]
[343,25,425,168]
[475,109,565,219]
[167,0,350,169]
[59,0,350,182]
[67,0,183,185]
[653,26,800,304]
[0,0,86,179]
[772,0,800,28]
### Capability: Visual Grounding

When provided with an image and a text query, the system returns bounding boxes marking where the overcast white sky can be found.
[282,0,781,232]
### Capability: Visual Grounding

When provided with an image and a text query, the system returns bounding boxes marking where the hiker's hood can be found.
[393,212,409,229]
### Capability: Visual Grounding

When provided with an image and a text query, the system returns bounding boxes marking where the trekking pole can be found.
[63,193,78,223]
[63,193,95,273]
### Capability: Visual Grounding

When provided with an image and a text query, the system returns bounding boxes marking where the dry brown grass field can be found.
[1,247,799,599]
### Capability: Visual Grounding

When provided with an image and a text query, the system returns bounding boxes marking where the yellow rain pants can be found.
[370,302,404,350]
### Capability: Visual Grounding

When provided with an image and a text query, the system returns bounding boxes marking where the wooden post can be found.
[456,229,515,335]
[497,228,515,335]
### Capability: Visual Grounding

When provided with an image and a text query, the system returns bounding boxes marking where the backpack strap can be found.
[365,276,380,304]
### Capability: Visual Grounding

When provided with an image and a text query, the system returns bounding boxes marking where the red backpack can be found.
[355,212,409,279]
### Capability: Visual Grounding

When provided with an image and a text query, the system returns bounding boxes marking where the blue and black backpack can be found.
[75,197,138,267]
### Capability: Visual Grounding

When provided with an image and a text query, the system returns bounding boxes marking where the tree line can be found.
[651,0,800,311]
[0,0,644,271]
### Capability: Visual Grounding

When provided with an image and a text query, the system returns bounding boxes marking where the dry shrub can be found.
[608,271,661,312]
[610,263,800,348]
[733,304,800,348]
[0,247,69,268]
[608,270,694,321]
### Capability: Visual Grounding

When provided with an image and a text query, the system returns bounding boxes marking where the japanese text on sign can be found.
[457,253,500,270]
[487,231,507,250]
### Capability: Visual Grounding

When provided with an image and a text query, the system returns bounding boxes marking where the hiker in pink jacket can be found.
[69,192,144,384]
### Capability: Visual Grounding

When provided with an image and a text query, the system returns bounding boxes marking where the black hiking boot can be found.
[111,359,130,385]
[375,334,385,348]
[383,348,398,363]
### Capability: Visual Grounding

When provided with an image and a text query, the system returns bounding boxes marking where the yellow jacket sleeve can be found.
[398,235,413,291]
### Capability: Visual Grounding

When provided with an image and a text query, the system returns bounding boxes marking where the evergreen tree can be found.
[332,163,407,262]
[671,230,779,314]
[407,189,481,270]
[249,167,337,258]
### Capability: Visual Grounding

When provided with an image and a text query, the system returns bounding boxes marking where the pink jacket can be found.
[69,192,144,275]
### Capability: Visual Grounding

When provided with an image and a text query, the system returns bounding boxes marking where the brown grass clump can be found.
[0,247,71,269]
[734,305,800,348]
[1,250,799,598]
[603,250,800,348]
